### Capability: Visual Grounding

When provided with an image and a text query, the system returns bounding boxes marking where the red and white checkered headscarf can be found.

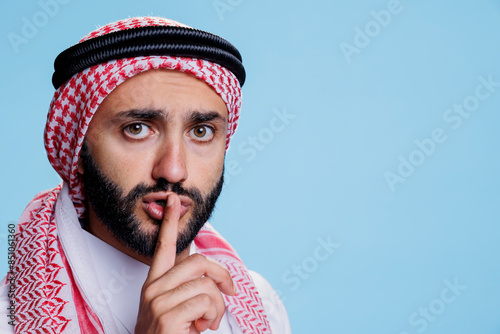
[13,17,271,334]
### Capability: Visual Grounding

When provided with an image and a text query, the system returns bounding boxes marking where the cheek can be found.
[113,155,157,191]
[187,147,225,191]
[87,137,156,192]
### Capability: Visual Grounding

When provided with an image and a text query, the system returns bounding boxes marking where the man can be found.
[0,16,291,333]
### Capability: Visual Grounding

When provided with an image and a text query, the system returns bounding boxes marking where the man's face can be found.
[79,69,228,261]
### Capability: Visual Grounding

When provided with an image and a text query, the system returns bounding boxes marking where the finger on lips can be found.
[142,193,233,332]
[147,193,181,283]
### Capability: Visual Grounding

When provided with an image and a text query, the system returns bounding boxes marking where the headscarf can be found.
[13,17,271,334]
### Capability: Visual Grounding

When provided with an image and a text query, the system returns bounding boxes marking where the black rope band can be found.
[52,25,246,89]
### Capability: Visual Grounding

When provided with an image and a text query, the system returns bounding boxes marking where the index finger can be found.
[146,193,181,283]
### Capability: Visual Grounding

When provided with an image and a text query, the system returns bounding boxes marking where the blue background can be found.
[1,0,500,333]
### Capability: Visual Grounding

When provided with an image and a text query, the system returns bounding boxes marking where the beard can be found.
[80,144,224,257]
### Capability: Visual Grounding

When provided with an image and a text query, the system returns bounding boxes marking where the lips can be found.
[142,192,192,221]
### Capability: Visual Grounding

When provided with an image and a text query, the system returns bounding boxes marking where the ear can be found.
[78,142,87,175]
[77,157,84,175]
[77,138,89,175]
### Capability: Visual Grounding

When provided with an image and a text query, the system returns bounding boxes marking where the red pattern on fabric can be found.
[14,185,75,333]
[59,241,102,334]
[195,229,271,333]
[14,16,270,334]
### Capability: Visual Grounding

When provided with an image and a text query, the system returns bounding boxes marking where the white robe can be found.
[0,185,291,333]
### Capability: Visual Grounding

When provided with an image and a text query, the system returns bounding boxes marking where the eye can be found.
[189,125,214,142]
[124,123,152,139]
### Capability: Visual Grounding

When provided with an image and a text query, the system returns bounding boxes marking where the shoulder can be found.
[0,275,15,333]
[249,271,292,334]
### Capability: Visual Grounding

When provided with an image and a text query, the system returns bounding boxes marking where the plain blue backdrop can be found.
[1,0,500,333]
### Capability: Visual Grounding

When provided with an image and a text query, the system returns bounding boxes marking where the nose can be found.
[151,138,188,184]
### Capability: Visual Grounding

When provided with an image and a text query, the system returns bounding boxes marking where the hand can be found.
[135,194,236,333]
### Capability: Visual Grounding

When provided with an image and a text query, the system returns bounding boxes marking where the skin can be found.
[78,69,235,333]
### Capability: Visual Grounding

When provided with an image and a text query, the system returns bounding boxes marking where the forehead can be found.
[93,69,228,120]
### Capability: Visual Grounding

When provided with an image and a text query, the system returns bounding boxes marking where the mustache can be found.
[123,178,204,208]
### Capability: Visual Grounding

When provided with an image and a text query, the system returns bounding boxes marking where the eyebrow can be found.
[110,108,226,125]
[186,111,226,124]
[114,109,166,121]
